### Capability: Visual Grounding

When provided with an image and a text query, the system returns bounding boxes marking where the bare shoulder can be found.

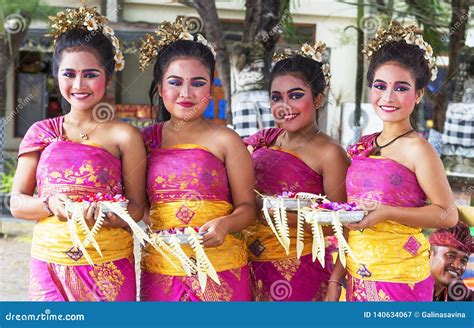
[205,122,243,145]
[303,133,349,173]
[405,133,438,158]
[314,133,348,161]
[402,133,441,169]
[106,119,143,141]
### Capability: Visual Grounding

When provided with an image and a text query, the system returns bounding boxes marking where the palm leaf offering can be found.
[296,199,305,259]
[186,227,221,291]
[63,193,220,291]
[149,226,220,292]
[64,193,178,268]
[258,191,364,267]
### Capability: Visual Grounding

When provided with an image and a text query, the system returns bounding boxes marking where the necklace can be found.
[374,129,414,152]
[65,117,102,141]
[79,123,102,140]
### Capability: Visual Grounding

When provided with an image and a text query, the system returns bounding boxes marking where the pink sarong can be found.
[345,133,434,301]
[244,128,332,301]
[140,267,250,301]
[29,256,136,301]
[19,116,136,301]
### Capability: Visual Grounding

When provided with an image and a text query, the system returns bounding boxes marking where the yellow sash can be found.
[347,220,431,283]
[31,215,133,266]
[141,200,247,275]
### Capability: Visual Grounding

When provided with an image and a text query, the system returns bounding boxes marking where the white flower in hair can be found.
[404,33,415,44]
[301,43,315,56]
[322,63,330,75]
[424,44,433,59]
[84,16,98,31]
[429,57,436,67]
[414,37,426,50]
[114,51,124,62]
[197,34,216,56]
[196,34,207,45]
[112,36,120,49]
[115,60,124,71]
[179,31,194,41]
[103,25,114,36]
[313,52,322,62]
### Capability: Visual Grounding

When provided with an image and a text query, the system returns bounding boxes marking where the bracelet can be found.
[42,195,53,216]
[328,279,344,287]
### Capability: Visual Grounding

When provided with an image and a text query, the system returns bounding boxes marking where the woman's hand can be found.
[48,194,70,221]
[199,217,230,247]
[81,203,127,228]
[102,212,128,228]
[346,204,389,230]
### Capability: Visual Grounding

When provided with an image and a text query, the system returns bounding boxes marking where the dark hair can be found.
[366,41,431,90]
[268,55,327,99]
[366,41,431,129]
[149,39,215,122]
[52,28,116,112]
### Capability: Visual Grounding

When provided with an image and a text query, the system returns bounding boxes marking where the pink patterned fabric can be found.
[243,128,332,301]
[140,266,251,301]
[347,274,434,302]
[19,116,123,198]
[29,257,136,301]
[244,128,324,195]
[347,134,427,208]
[250,254,332,301]
[142,123,231,204]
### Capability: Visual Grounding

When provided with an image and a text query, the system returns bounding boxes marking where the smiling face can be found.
[430,245,469,287]
[270,74,322,132]
[159,57,211,121]
[370,62,423,123]
[57,50,107,112]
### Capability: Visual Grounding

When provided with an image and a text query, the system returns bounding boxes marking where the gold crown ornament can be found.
[138,17,216,71]
[363,21,437,81]
[48,4,124,71]
[272,41,331,86]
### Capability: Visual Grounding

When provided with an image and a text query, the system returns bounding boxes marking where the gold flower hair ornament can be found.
[363,21,437,81]
[138,18,216,71]
[272,41,331,86]
[48,5,124,71]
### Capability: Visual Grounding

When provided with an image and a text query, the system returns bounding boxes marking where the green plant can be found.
[0,157,17,194]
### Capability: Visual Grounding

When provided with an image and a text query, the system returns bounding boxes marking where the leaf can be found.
[186,227,220,291]
[262,198,288,252]
[296,199,305,259]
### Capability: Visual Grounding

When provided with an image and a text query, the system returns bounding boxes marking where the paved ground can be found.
[0,215,142,301]
[0,216,33,300]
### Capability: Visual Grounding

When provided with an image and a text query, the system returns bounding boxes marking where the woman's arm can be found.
[11,152,68,220]
[102,124,147,227]
[320,143,350,301]
[200,130,256,247]
[320,143,351,203]
[347,141,458,230]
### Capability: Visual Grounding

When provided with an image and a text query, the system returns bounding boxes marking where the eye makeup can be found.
[271,87,306,101]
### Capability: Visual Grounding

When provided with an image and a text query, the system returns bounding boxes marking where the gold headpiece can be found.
[48,5,124,71]
[138,17,216,71]
[272,41,330,86]
[363,21,437,81]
